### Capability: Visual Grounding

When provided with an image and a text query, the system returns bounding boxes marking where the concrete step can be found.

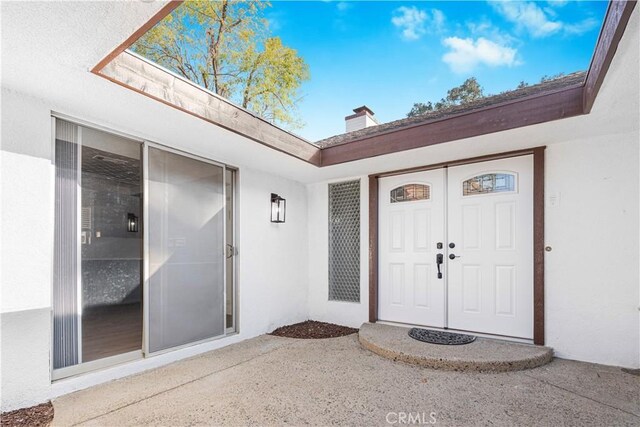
[359,322,553,372]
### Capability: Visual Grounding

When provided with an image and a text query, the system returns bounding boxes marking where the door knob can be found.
[449,253,460,260]
[436,253,444,279]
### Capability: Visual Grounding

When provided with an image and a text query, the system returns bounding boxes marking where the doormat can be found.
[408,328,476,345]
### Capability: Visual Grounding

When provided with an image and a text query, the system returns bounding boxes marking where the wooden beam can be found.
[371,148,540,179]
[322,86,584,166]
[91,1,184,73]
[96,52,321,166]
[533,147,546,346]
[583,0,637,113]
[368,175,379,323]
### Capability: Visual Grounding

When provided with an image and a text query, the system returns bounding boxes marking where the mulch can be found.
[1,402,54,427]
[270,320,358,339]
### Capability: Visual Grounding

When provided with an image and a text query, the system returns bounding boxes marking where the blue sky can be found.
[265,1,607,141]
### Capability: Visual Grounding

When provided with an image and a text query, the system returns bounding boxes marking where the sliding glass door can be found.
[146,146,226,353]
[52,118,234,377]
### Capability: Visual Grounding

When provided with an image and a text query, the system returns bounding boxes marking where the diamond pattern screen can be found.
[328,180,361,302]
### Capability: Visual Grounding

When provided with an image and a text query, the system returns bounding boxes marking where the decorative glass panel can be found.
[390,184,430,203]
[463,173,515,196]
[329,180,360,302]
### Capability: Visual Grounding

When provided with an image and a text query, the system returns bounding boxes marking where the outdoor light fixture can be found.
[127,213,139,232]
[270,193,286,223]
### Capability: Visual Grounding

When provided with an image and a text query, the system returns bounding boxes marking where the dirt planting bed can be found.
[1,402,54,427]
[270,320,358,339]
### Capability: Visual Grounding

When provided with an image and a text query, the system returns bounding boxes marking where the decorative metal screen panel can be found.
[463,173,516,196]
[390,184,430,203]
[328,180,361,302]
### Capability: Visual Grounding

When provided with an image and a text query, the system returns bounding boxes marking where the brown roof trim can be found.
[583,0,637,113]
[91,1,184,73]
[321,85,583,166]
[319,73,585,149]
[97,51,321,166]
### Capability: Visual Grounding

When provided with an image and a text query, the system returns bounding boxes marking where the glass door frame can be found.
[142,141,236,357]
[51,114,145,380]
[50,113,239,380]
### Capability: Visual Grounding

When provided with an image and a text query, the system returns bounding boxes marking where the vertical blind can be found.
[53,119,80,368]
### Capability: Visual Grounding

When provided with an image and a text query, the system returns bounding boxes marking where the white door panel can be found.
[378,170,446,327]
[446,156,534,339]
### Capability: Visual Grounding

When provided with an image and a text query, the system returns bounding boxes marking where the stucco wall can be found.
[544,132,639,366]
[0,89,309,411]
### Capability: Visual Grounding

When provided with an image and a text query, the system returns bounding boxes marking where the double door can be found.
[378,156,533,339]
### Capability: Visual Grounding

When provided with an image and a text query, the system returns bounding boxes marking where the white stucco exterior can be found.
[1,1,638,413]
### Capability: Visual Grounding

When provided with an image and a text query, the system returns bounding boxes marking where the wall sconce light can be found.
[270,193,286,223]
[127,213,139,232]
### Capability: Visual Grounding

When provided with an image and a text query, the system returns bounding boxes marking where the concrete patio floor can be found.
[53,334,640,426]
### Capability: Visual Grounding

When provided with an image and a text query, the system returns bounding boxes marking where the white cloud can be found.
[336,2,351,12]
[564,17,601,35]
[391,7,445,41]
[442,36,519,73]
[547,0,569,7]
[491,1,599,37]
[466,18,519,47]
[392,6,427,40]
[491,1,562,37]
[431,9,446,31]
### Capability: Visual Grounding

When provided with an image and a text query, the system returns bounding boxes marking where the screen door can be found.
[147,146,225,353]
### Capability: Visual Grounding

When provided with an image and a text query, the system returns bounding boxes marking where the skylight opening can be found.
[128,0,608,142]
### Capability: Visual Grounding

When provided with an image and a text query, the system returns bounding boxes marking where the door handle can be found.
[436,253,444,279]
[449,253,461,260]
[226,244,236,259]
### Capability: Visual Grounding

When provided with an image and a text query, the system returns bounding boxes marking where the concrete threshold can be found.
[359,322,553,372]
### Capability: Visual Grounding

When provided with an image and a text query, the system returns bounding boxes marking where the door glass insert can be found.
[390,184,430,203]
[81,128,143,363]
[463,173,515,196]
[53,118,143,370]
[147,147,225,353]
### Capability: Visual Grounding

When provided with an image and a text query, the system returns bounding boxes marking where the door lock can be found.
[449,242,455,249]
[436,253,444,279]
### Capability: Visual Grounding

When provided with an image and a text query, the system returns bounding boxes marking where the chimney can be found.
[345,105,378,133]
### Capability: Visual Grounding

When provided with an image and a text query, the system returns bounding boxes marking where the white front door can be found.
[446,156,534,339]
[378,155,534,339]
[378,170,446,327]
